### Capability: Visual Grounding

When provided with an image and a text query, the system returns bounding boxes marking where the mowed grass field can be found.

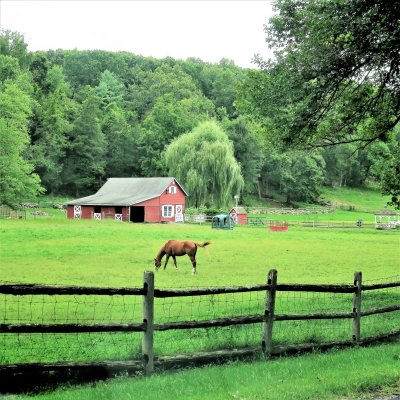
[320,186,392,210]
[1,216,399,287]
[0,204,399,399]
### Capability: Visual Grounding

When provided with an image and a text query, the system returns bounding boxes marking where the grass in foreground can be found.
[8,340,400,400]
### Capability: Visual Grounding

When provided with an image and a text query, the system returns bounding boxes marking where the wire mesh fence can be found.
[361,275,400,338]
[154,289,265,355]
[273,290,354,346]
[0,289,143,365]
[1,293,142,324]
[0,272,399,370]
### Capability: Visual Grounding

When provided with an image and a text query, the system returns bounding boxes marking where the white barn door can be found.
[175,204,184,222]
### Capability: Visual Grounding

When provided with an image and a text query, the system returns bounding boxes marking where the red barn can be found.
[66,177,187,223]
[229,207,248,225]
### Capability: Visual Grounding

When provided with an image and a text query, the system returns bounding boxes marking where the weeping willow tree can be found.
[164,120,244,208]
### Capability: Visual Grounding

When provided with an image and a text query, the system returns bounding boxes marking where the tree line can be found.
[1,0,399,209]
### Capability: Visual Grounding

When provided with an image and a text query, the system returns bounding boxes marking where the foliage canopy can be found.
[164,121,244,208]
[241,0,400,149]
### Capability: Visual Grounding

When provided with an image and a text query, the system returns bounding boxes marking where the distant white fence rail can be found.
[247,206,335,215]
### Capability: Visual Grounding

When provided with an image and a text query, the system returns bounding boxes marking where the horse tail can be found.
[196,241,211,248]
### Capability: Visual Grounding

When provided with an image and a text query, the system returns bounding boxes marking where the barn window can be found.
[168,186,176,194]
[162,205,174,218]
[94,206,101,213]
[115,206,123,214]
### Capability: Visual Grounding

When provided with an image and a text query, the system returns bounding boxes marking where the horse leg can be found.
[163,254,170,270]
[172,256,178,271]
[189,255,197,275]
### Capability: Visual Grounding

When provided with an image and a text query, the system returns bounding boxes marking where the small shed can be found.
[229,207,248,225]
[374,209,399,230]
[212,214,234,230]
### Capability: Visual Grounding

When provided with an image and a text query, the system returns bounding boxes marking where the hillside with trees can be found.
[1,0,399,210]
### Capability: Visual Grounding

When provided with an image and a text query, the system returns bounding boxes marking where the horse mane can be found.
[155,246,166,261]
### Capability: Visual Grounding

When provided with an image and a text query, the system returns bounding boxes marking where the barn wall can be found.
[134,198,160,223]
[159,182,186,222]
[81,206,94,219]
[146,206,161,223]
[67,206,74,219]
[122,207,129,221]
[134,182,186,223]
[67,205,129,221]
[67,205,94,219]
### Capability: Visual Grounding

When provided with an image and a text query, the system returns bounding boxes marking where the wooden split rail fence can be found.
[0,270,399,382]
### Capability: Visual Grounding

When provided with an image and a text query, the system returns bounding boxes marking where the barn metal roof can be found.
[66,177,188,206]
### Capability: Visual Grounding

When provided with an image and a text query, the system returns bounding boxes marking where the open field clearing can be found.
[1,218,399,286]
[320,187,393,210]
[0,219,398,367]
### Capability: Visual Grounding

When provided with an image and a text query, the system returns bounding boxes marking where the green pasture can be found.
[320,186,392,210]
[1,217,399,286]
[0,218,399,365]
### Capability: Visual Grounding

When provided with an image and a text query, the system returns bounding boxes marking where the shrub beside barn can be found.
[66,177,187,223]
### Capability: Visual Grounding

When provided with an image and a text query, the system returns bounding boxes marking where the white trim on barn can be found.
[162,205,174,218]
[74,205,81,219]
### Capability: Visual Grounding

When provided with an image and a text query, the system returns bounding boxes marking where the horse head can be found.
[154,257,161,270]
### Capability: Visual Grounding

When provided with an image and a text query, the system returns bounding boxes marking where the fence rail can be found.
[185,214,388,229]
[1,270,399,389]
[0,283,145,296]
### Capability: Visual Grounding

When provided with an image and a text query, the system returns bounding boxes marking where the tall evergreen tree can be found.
[96,70,125,108]
[101,103,140,177]
[31,66,74,193]
[63,87,105,196]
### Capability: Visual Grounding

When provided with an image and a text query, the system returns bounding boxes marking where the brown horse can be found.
[154,240,211,274]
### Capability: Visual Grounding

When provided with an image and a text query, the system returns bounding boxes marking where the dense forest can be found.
[1,0,399,209]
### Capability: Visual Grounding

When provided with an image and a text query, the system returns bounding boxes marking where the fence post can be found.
[262,269,277,357]
[352,271,362,343]
[142,271,154,376]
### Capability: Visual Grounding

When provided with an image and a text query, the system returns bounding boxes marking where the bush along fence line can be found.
[0,270,399,390]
